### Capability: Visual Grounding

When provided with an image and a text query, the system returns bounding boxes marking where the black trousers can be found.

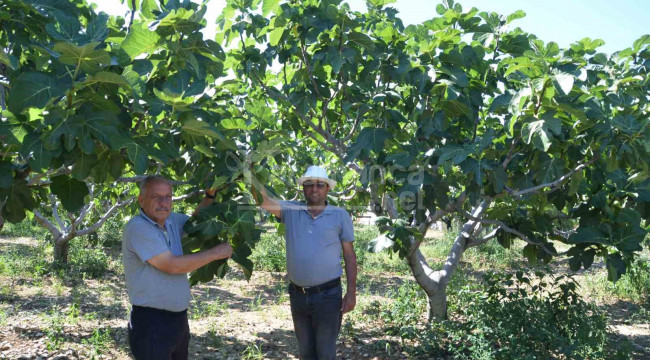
[128,305,190,360]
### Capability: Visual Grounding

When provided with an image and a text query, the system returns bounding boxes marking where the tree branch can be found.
[128,0,136,32]
[247,71,342,154]
[74,200,94,228]
[457,209,567,256]
[77,197,135,236]
[509,156,599,197]
[172,190,201,202]
[465,227,499,248]
[300,40,321,99]
[27,167,71,186]
[33,210,61,238]
[48,193,66,230]
[342,109,367,142]
[114,176,190,186]
[502,137,519,169]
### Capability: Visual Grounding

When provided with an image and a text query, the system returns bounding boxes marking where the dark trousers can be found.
[128,305,190,360]
[289,278,343,360]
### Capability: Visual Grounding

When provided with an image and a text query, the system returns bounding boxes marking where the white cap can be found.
[297,165,337,189]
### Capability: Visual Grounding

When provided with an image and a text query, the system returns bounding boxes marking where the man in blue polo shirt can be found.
[122,175,233,360]
[253,165,357,360]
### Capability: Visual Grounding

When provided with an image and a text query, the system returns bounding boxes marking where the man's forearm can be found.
[149,244,231,274]
[343,252,357,294]
[193,194,215,215]
[252,183,282,218]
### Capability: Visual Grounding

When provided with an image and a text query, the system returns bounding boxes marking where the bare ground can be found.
[0,235,648,359]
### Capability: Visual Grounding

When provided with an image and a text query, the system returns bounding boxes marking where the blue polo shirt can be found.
[122,210,190,312]
[280,201,355,287]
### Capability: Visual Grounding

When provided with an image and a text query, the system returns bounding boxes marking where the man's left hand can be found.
[341,291,356,314]
[205,188,217,198]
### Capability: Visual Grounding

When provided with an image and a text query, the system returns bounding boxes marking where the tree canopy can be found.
[1,0,648,316]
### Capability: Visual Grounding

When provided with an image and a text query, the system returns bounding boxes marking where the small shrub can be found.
[0,240,51,277]
[378,280,427,341]
[82,328,113,359]
[444,269,625,360]
[1,220,47,238]
[614,258,650,307]
[91,217,124,248]
[250,232,286,272]
[241,342,264,360]
[190,298,228,320]
[68,237,110,278]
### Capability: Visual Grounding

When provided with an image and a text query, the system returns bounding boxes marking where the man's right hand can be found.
[148,242,233,274]
[212,242,233,259]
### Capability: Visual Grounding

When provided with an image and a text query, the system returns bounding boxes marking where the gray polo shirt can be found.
[280,201,355,287]
[122,209,190,312]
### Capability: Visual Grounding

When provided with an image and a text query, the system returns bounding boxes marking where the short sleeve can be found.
[174,212,190,226]
[280,201,300,224]
[124,221,168,262]
[339,209,355,243]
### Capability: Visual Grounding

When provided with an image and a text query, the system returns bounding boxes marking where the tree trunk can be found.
[53,238,70,265]
[408,246,451,321]
[427,288,447,321]
[408,200,490,321]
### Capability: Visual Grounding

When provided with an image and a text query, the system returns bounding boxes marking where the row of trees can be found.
[1,0,648,320]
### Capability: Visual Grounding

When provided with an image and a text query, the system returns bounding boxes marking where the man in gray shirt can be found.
[253,165,357,360]
[122,175,232,360]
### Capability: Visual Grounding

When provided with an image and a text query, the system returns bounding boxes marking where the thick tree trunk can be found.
[408,246,450,320]
[408,200,491,321]
[53,238,70,265]
[428,288,447,321]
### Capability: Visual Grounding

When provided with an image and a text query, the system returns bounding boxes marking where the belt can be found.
[132,305,187,317]
[290,277,340,294]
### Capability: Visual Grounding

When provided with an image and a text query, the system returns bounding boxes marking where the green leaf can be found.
[140,0,160,19]
[568,256,581,271]
[552,73,574,95]
[269,27,284,46]
[162,70,205,96]
[506,10,526,24]
[182,118,226,141]
[606,253,626,282]
[231,241,254,279]
[111,136,150,174]
[7,72,66,113]
[120,22,161,62]
[0,178,36,223]
[344,128,390,162]
[348,32,376,51]
[534,155,565,184]
[0,161,13,189]
[568,227,610,246]
[55,42,110,74]
[523,244,538,264]
[153,88,196,109]
[633,34,650,52]
[82,71,131,88]
[522,120,553,151]
[50,175,89,213]
[20,133,52,171]
[87,13,109,42]
[438,144,473,165]
[262,0,281,16]
[0,49,18,70]
[71,152,98,180]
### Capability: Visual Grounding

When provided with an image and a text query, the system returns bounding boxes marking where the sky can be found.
[94,0,649,55]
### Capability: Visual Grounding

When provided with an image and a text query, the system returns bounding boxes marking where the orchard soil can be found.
[0,235,648,359]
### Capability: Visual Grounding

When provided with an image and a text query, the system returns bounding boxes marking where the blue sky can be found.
[345,0,649,54]
[94,0,648,54]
